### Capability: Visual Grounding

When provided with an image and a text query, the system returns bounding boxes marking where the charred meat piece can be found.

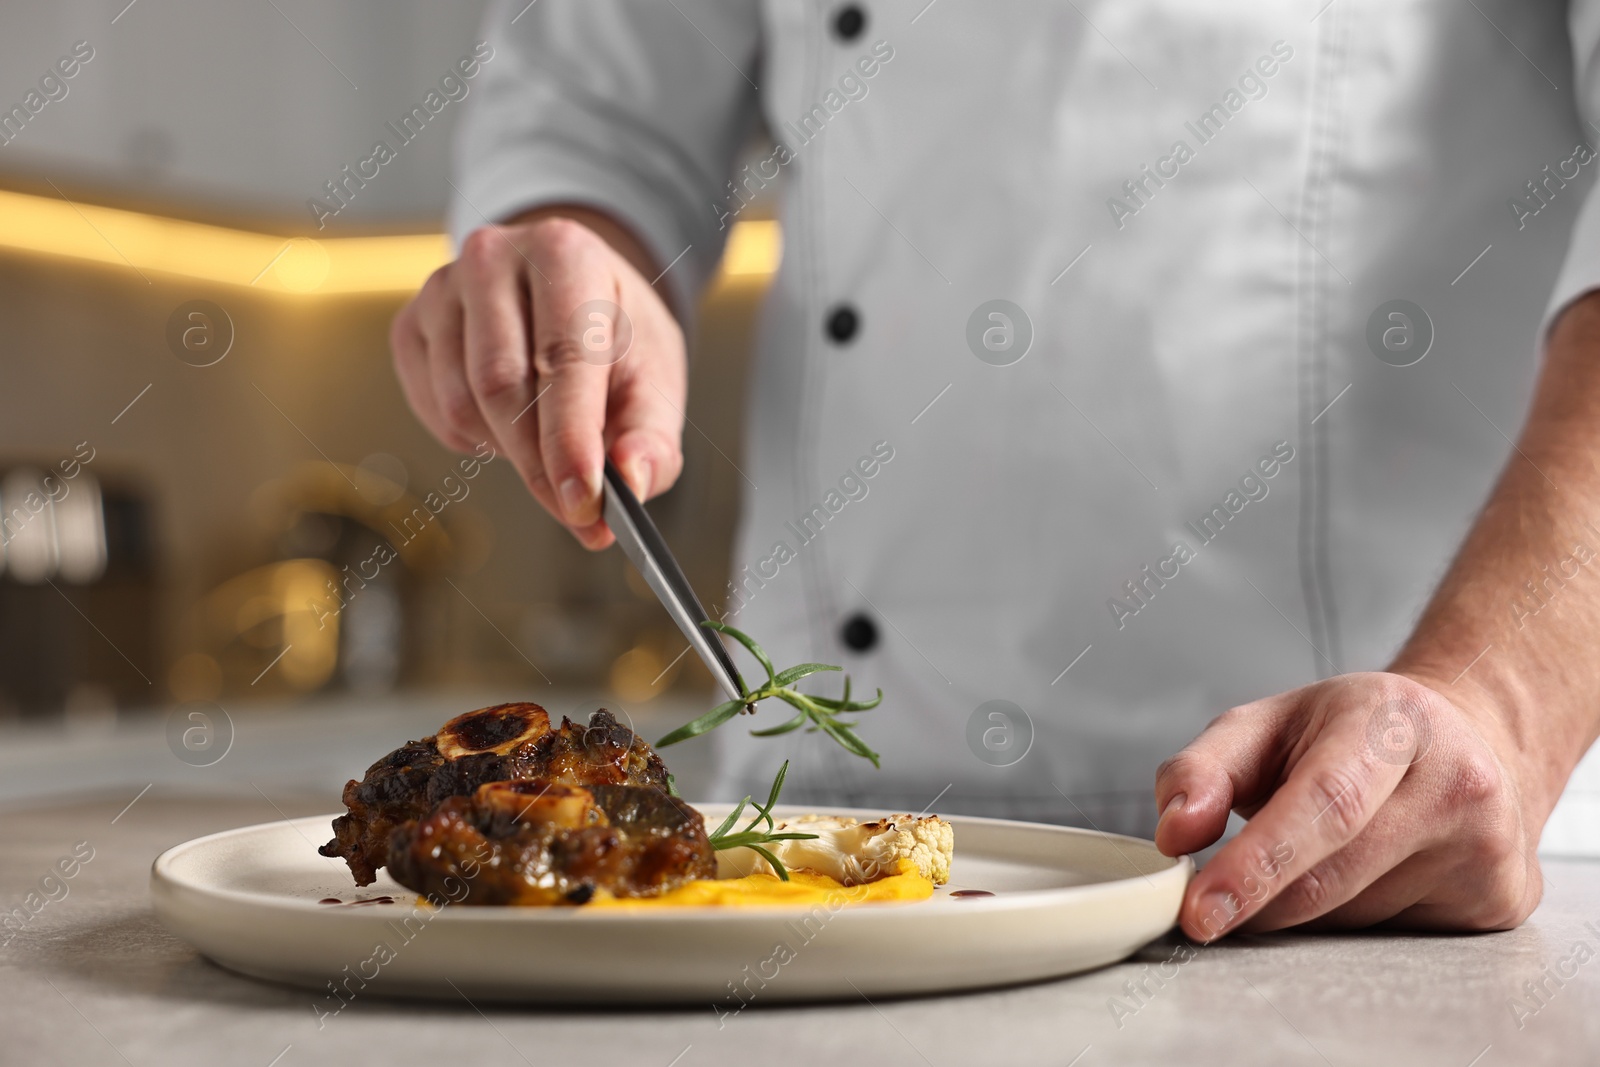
[387,780,716,905]
[423,704,668,805]
[317,736,446,886]
[319,703,668,885]
[318,702,547,884]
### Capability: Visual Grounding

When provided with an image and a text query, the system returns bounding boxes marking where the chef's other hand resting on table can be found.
[391,205,684,550]
[1155,296,1600,942]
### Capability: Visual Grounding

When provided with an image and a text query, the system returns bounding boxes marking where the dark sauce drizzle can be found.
[949,889,995,898]
[317,895,397,907]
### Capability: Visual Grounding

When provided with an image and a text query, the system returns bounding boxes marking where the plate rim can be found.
[151,804,1194,922]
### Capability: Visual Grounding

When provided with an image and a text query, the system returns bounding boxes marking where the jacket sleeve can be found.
[1547,3,1600,334]
[449,0,762,314]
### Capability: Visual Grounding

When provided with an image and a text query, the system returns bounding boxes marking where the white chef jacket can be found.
[452,0,1600,833]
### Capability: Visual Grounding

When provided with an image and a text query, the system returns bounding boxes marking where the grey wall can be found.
[0,0,491,228]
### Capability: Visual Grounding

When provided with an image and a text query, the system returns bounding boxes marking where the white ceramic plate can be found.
[150,806,1192,1004]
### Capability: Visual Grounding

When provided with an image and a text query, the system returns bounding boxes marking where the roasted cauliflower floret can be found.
[732,813,953,885]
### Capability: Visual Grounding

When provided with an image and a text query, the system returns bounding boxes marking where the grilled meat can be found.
[319,702,669,886]
[386,780,716,905]
[318,736,447,886]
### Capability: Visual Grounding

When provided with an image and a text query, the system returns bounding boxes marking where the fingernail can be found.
[622,457,652,499]
[558,476,590,521]
[1162,792,1187,819]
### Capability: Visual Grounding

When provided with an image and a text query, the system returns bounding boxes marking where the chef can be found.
[390,0,1600,943]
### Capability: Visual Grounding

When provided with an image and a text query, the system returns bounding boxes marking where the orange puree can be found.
[587,860,934,908]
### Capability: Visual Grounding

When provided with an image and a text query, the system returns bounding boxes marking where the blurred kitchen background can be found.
[0,0,778,805]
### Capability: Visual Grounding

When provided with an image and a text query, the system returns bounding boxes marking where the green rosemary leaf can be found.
[661,624,882,766]
[710,797,751,840]
[770,687,819,716]
[705,761,825,881]
[656,697,746,748]
[819,718,881,768]
[665,772,680,798]
[771,662,842,687]
[763,759,791,812]
[747,844,791,881]
[702,620,776,686]
[742,808,774,836]
[748,712,807,737]
[712,830,820,848]
[808,685,884,713]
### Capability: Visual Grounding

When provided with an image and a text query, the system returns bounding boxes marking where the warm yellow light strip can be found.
[0,187,448,294]
[0,187,782,296]
[719,218,782,277]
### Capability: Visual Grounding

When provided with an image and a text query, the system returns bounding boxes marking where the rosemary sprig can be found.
[656,621,884,767]
[706,760,817,881]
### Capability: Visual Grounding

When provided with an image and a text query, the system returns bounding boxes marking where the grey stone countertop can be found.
[4,789,1598,1067]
